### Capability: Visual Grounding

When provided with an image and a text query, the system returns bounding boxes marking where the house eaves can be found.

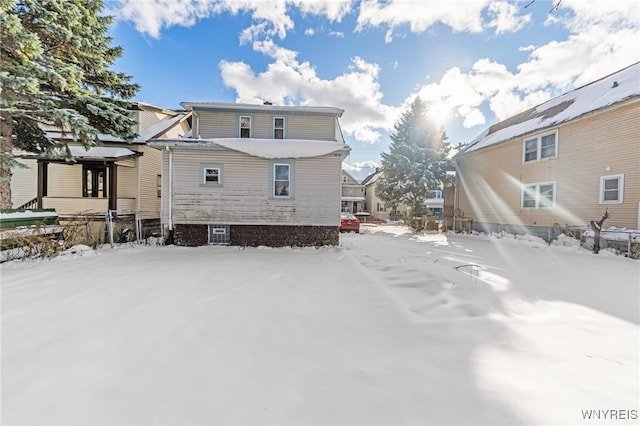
[181,101,344,117]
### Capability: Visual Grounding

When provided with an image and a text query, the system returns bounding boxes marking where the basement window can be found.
[209,225,230,244]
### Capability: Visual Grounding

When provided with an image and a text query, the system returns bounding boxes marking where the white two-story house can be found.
[150,101,350,246]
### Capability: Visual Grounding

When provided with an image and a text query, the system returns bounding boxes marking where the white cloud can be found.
[404,0,639,134]
[305,27,315,36]
[486,1,531,34]
[518,45,536,52]
[219,42,399,143]
[356,0,488,42]
[112,0,353,40]
[112,0,214,38]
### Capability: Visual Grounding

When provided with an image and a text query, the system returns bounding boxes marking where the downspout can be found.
[166,145,173,231]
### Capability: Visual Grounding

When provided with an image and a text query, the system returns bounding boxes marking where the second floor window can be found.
[274,117,284,139]
[523,130,557,163]
[240,116,251,138]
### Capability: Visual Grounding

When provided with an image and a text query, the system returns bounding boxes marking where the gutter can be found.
[166,145,173,231]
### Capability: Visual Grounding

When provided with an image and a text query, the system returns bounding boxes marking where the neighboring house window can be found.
[522,182,556,209]
[342,175,347,183]
[273,117,285,139]
[600,174,624,204]
[200,164,223,186]
[377,203,386,212]
[240,116,251,138]
[83,165,106,198]
[270,159,295,199]
[523,130,557,163]
[157,175,162,197]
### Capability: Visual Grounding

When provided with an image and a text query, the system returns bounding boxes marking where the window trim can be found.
[200,163,224,186]
[239,115,252,138]
[269,159,295,199]
[599,174,624,204]
[273,116,285,139]
[522,129,558,163]
[521,181,556,210]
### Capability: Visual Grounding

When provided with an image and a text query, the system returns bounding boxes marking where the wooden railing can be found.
[15,197,38,210]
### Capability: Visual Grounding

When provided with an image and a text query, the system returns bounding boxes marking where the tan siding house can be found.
[12,103,191,222]
[455,63,640,238]
[152,101,350,247]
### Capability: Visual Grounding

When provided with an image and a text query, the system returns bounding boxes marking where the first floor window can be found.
[522,182,556,209]
[157,175,162,197]
[205,168,220,183]
[600,174,624,204]
[274,164,290,197]
[200,164,223,186]
[270,159,294,199]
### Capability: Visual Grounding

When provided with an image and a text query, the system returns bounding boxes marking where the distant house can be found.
[361,168,387,220]
[12,103,191,225]
[454,62,640,238]
[150,101,350,247]
[341,169,365,213]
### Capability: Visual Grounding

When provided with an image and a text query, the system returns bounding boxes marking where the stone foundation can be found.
[173,224,208,246]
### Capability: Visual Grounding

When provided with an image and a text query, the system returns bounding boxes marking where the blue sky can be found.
[107,0,639,180]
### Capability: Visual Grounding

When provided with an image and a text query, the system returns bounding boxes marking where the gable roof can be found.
[341,169,360,184]
[361,169,383,186]
[459,62,640,156]
[134,112,191,142]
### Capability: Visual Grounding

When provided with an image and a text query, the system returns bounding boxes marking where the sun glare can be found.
[428,101,451,125]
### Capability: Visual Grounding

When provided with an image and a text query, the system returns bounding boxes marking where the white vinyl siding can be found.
[166,149,341,226]
[195,109,337,141]
[599,174,624,204]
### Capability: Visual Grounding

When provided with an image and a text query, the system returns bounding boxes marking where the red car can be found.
[340,213,360,233]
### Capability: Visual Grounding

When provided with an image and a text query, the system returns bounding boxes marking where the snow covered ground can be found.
[2,224,638,425]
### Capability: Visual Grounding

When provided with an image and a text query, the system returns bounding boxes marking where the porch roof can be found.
[150,137,350,159]
[19,146,142,163]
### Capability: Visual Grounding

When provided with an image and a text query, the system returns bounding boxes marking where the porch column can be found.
[36,160,48,208]
[108,162,117,211]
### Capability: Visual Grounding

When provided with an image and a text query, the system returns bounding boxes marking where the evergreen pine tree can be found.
[376,97,451,229]
[0,0,139,208]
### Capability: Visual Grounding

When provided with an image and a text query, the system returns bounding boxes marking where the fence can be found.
[1,210,163,262]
